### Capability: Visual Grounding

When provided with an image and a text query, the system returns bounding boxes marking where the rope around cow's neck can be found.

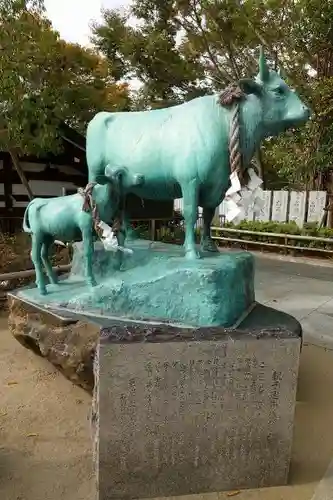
[219,83,247,185]
[79,182,100,229]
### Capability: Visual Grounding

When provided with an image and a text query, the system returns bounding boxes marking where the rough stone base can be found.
[8,295,99,392]
[95,322,301,499]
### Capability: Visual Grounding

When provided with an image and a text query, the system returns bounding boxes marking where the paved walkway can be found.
[254,255,333,349]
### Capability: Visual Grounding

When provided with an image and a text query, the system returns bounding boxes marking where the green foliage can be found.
[226,218,333,238]
[224,220,303,235]
[92,0,333,190]
[92,4,208,109]
[0,0,131,155]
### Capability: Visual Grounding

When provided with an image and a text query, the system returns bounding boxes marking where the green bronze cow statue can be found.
[85,48,310,259]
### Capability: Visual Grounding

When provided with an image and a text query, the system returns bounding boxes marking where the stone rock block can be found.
[95,322,301,499]
[8,295,99,392]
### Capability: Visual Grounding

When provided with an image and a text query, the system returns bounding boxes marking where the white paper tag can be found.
[222,169,264,223]
[226,171,241,197]
[224,198,242,222]
[97,221,133,254]
[247,168,263,192]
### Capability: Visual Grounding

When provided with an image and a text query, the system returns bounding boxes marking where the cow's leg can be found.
[82,226,97,287]
[181,181,200,259]
[115,222,127,269]
[41,236,58,285]
[31,233,47,295]
[201,206,219,253]
[123,213,135,240]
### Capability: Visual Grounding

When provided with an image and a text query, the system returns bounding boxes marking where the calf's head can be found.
[105,165,145,189]
[239,48,310,137]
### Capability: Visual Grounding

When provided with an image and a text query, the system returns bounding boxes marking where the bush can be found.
[215,220,333,252]
[0,232,71,275]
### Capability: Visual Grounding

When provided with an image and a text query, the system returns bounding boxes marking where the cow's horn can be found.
[259,46,270,82]
[278,66,287,79]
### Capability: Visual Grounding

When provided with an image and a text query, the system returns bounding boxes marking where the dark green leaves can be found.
[0,0,131,155]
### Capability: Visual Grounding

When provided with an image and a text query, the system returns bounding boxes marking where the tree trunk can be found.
[9,149,33,200]
[327,171,333,228]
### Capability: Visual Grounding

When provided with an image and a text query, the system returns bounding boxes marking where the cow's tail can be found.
[22,201,32,233]
[23,198,43,233]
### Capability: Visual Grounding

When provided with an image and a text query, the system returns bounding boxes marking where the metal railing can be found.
[210,226,333,255]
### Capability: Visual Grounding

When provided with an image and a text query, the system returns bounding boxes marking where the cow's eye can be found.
[275,87,284,95]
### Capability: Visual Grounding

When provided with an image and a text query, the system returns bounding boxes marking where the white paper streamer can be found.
[224,168,264,222]
[97,221,133,255]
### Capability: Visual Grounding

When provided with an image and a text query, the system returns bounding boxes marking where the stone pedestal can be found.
[94,318,301,499]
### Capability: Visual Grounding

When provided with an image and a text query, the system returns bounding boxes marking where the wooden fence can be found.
[175,190,329,227]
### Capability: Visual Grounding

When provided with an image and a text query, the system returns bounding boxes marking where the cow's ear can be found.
[238,78,263,96]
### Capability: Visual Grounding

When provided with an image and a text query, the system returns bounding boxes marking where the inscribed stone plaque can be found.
[254,190,272,222]
[289,191,306,227]
[307,190,327,223]
[271,190,289,222]
[95,326,301,499]
[243,199,255,221]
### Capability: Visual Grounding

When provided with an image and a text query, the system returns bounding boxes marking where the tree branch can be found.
[184,0,233,82]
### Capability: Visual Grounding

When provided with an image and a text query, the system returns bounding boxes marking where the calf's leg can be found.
[31,233,47,295]
[41,236,58,285]
[201,206,219,252]
[115,218,127,269]
[181,180,200,259]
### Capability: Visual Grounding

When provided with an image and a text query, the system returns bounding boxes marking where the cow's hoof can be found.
[185,248,201,260]
[39,288,47,296]
[201,238,219,253]
[88,279,97,288]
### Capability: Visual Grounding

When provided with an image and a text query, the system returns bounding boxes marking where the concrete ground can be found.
[254,254,333,349]
[1,253,333,500]
[0,314,94,500]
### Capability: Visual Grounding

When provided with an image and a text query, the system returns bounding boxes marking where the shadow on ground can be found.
[290,343,333,485]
